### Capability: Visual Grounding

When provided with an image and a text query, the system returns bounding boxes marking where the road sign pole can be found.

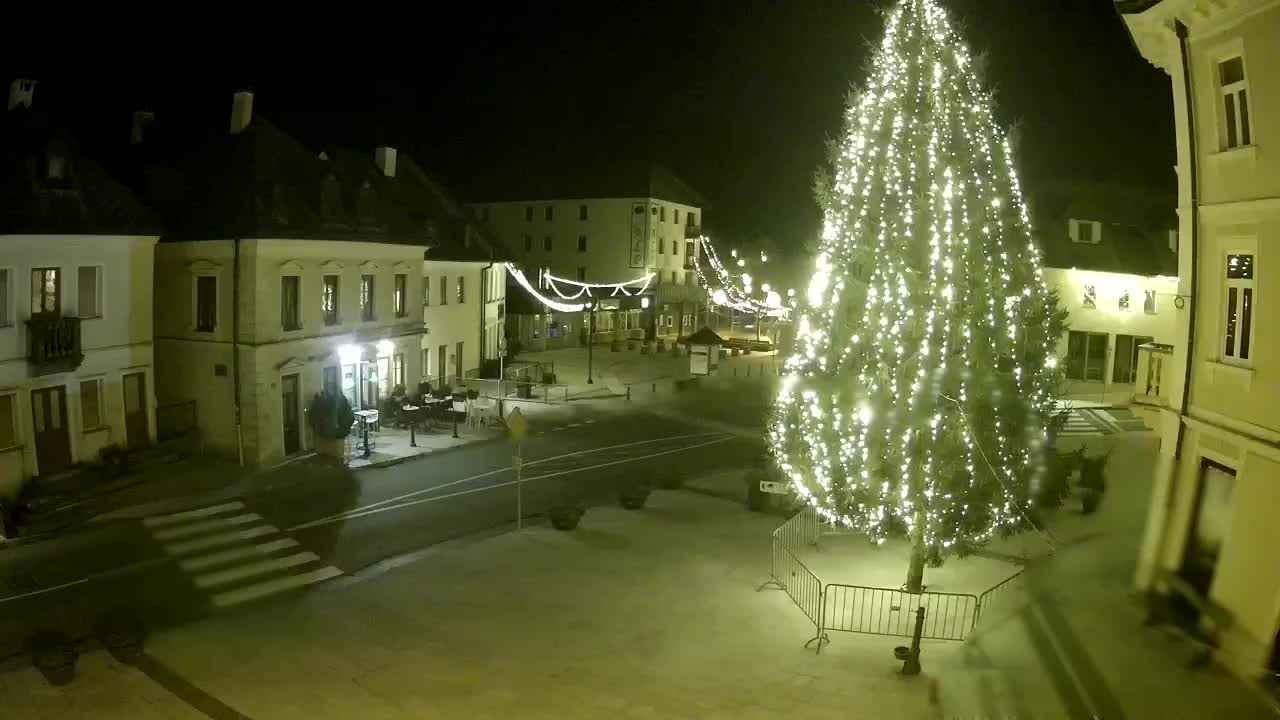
[507,407,529,531]
[515,443,523,530]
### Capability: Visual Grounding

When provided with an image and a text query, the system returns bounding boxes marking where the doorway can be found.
[454,341,464,381]
[1065,331,1108,381]
[1113,334,1154,384]
[437,345,447,387]
[31,385,71,476]
[1176,459,1235,622]
[123,371,148,450]
[281,373,301,456]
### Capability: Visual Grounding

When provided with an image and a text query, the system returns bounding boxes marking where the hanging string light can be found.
[693,236,789,318]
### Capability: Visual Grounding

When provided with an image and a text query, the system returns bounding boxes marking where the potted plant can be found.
[467,389,480,400]
[541,371,556,385]
[1078,452,1108,515]
[549,504,586,531]
[307,391,356,459]
[619,481,652,510]
[27,629,78,686]
[98,443,128,478]
[656,338,667,352]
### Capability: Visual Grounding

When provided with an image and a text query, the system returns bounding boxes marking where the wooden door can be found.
[281,373,301,455]
[31,386,71,476]
[123,372,149,450]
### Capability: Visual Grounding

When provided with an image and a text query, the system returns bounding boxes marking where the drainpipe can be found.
[1148,19,1200,579]
[480,257,494,371]
[233,237,244,467]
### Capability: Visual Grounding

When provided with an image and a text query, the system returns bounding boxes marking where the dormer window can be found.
[357,179,377,224]
[1069,219,1101,245]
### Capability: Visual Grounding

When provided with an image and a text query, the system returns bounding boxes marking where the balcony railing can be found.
[26,312,83,375]
[684,224,702,239]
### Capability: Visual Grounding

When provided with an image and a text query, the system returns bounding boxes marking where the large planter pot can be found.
[314,435,347,460]
[619,482,652,510]
[656,338,667,352]
[627,339,637,351]
[28,630,78,686]
[549,506,585,531]
[640,343,651,355]
[1080,489,1102,515]
[611,340,622,352]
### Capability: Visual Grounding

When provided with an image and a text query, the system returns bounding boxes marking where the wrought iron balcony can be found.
[26,312,83,375]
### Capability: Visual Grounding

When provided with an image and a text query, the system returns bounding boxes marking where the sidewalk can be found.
[2,435,1274,718]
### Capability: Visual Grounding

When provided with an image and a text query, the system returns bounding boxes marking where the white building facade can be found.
[1121,0,1280,683]
[154,239,425,466]
[419,259,506,388]
[472,166,707,350]
[1,81,160,501]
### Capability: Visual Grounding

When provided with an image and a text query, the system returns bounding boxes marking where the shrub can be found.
[308,391,356,440]
[619,481,651,510]
[1078,452,1109,515]
[549,505,585,531]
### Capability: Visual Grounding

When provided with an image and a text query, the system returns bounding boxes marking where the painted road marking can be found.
[152,513,262,542]
[143,502,246,528]
[211,566,343,609]
[194,551,320,589]
[143,501,344,611]
[289,431,728,531]
[0,577,89,605]
[164,525,277,556]
[179,538,300,572]
[291,435,735,531]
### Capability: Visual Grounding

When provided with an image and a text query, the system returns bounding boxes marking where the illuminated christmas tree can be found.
[771,0,1066,592]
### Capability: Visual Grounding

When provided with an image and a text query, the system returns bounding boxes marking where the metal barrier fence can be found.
[976,567,1024,625]
[758,507,826,648]
[761,508,1026,652]
[823,584,978,642]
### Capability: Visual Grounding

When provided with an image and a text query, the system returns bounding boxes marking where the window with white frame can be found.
[31,267,60,314]
[0,268,10,326]
[456,275,465,304]
[1219,56,1252,149]
[1118,290,1131,313]
[322,274,340,326]
[361,274,375,321]
[1083,284,1096,309]
[1070,219,1101,245]
[195,274,217,332]
[1144,289,1157,315]
[77,266,102,318]
[440,275,449,306]
[281,275,301,330]
[1223,253,1255,364]
[394,273,408,317]
[0,392,15,449]
[80,378,104,429]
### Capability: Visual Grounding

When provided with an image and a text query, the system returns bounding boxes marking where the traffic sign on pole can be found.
[507,406,528,443]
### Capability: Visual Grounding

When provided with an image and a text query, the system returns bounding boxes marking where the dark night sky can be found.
[14,0,1173,258]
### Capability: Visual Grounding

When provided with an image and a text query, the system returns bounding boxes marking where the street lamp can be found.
[587,299,596,384]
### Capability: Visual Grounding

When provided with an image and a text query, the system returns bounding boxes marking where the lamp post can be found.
[587,299,595,385]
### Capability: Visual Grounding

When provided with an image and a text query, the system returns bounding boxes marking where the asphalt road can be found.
[0,403,761,664]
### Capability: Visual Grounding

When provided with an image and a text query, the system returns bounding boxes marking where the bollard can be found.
[651,382,656,394]
[734,367,738,377]
[409,418,417,447]
[902,606,925,675]
[626,385,632,401]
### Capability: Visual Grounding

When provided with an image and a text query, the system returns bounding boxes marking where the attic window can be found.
[1070,219,1101,245]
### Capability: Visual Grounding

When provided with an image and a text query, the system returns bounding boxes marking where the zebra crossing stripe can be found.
[194,551,320,589]
[164,525,278,556]
[143,502,246,528]
[179,538,301,572]
[152,513,261,542]
[211,567,344,609]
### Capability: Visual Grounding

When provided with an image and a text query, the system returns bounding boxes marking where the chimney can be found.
[374,146,397,178]
[8,78,35,111]
[230,91,254,134]
[131,110,154,145]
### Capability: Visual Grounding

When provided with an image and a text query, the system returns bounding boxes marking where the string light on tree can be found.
[770,0,1067,593]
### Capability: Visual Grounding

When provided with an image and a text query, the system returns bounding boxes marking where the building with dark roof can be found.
[1028,178,1179,391]
[0,79,162,495]
[470,163,708,351]
[145,91,505,466]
